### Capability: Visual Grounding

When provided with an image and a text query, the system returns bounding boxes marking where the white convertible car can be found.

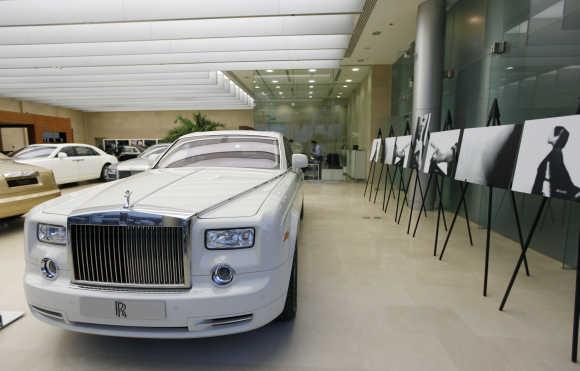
[13,143,118,185]
[24,131,307,338]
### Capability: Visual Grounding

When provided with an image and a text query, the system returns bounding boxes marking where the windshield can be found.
[12,146,56,159]
[139,145,169,160]
[156,136,280,170]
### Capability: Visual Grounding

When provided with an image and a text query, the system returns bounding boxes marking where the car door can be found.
[74,146,103,180]
[54,146,81,184]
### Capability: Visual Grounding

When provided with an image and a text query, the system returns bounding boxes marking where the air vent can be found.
[344,0,378,58]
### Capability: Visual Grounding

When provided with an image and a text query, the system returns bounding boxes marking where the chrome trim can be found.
[67,211,191,290]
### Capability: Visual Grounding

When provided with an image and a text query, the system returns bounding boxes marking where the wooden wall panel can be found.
[0,110,73,143]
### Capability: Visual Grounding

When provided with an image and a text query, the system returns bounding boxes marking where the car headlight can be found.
[37,224,67,245]
[205,228,255,249]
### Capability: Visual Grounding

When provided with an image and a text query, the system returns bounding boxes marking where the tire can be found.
[100,163,111,182]
[277,244,298,321]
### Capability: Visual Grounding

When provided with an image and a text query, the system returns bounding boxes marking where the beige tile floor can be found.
[0,181,578,371]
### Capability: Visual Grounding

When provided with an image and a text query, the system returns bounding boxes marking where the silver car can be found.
[111,143,170,179]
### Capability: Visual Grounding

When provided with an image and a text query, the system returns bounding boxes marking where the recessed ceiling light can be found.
[275,86,280,89]
[272,80,279,83]
[345,79,352,83]
[336,96,341,98]
[372,31,381,36]
[352,68,360,72]
[308,80,315,83]
[266,69,274,73]
[308,68,317,72]
[343,85,348,88]
[506,66,514,70]
[261,92,266,95]
[255,86,260,89]
[278,92,283,95]
[309,85,314,89]
[309,96,313,99]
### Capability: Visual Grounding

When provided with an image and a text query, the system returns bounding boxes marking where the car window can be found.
[75,146,98,156]
[12,146,56,159]
[59,146,77,157]
[156,136,280,170]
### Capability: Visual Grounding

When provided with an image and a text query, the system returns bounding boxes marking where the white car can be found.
[23,131,308,338]
[12,144,118,185]
[113,143,170,179]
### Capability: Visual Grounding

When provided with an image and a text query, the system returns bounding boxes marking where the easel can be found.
[438,99,530,297]
[380,126,397,210]
[411,110,460,252]
[393,121,412,223]
[372,128,390,204]
[363,129,383,199]
[403,116,431,234]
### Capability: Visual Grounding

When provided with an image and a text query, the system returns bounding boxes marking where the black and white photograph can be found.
[384,137,397,165]
[454,124,523,188]
[369,138,382,162]
[393,135,411,167]
[409,113,431,170]
[512,115,580,202]
[422,129,463,177]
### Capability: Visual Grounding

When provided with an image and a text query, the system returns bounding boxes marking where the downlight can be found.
[40,258,58,280]
[211,264,235,287]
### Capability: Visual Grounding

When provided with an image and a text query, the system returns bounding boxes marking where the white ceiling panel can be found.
[0,49,345,69]
[0,0,363,26]
[0,1,363,111]
[0,15,355,45]
[0,35,350,58]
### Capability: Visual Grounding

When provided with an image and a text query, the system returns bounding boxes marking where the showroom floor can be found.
[0,181,577,371]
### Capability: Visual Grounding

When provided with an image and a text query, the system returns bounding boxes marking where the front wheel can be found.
[277,244,297,321]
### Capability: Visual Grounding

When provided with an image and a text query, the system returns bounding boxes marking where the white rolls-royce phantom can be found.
[24,131,307,338]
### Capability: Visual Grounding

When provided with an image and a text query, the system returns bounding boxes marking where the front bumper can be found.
[0,189,60,218]
[24,260,291,338]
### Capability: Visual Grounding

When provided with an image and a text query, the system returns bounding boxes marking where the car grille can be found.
[69,224,189,289]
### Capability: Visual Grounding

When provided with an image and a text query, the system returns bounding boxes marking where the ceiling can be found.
[230,66,371,103]
[0,0,422,111]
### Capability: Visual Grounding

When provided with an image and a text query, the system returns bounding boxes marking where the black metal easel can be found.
[380,126,397,209]
[363,129,383,198]
[373,127,391,204]
[393,121,412,223]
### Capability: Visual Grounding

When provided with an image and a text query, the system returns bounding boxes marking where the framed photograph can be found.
[394,135,412,167]
[454,124,523,188]
[409,113,431,170]
[384,137,397,165]
[369,138,382,162]
[422,129,463,177]
[512,115,580,202]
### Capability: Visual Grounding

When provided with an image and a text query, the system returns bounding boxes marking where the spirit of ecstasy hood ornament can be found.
[123,190,132,209]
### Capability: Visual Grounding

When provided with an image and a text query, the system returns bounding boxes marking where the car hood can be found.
[0,159,51,175]
[42,167,285,218]
[117,157,152,172]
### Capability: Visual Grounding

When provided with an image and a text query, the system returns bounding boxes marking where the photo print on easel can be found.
[422,129,463,177]
[384,137,397,165]
[394,135,412,167]
[409,113,431,171]
[512,115,580,202]
[369,138,382,162]
[454,124,523,188]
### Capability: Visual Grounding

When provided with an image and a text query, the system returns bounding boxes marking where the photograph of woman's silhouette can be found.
[512,115,580,202]
[422,129,463,178]
[454,124,523,188]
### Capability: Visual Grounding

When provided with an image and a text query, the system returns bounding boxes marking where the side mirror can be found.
[291,154,308,171]
[57,152,68,159]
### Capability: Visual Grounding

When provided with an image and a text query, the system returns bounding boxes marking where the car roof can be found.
[180,130,283,140]
[28,143,95,148]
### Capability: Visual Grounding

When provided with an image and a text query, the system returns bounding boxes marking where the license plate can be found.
[79,297,166,321]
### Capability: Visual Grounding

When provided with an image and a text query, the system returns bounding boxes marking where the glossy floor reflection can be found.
[0,181,577,370]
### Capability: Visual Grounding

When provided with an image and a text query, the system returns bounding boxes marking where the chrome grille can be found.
[69,224,189,289]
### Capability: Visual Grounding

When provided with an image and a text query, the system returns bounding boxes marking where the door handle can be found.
[73,159,85,162]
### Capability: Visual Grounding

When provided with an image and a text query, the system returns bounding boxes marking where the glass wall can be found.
[254,101,348,157]
[442,0,580,265]
[390,44,415,135]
